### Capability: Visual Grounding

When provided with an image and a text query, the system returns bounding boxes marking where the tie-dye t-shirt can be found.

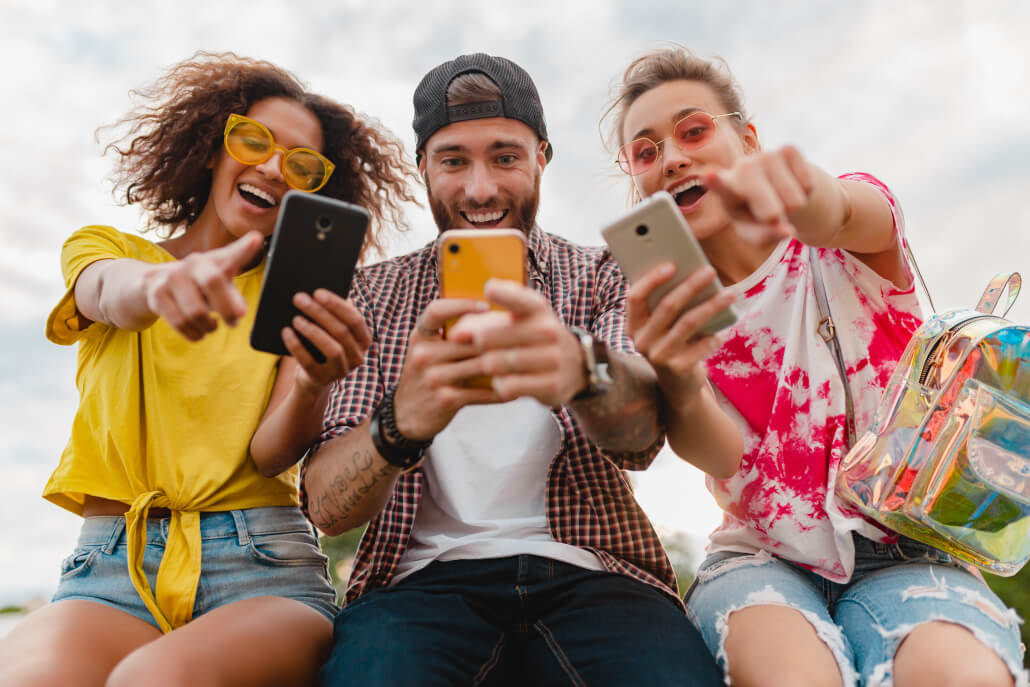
[703,173,921,582]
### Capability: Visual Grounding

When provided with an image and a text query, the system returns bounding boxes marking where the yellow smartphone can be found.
[438,228,528,387]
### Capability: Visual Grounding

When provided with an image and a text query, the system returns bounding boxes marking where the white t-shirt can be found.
[392,397,604,583]
[703,173,922,582]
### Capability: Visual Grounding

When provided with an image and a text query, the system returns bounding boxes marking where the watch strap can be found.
[369,386,430,470]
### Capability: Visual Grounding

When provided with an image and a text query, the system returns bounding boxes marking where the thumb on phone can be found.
[215,231,265,276]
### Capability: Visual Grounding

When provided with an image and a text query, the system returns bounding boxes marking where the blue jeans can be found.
[685,535,1028,686]
[319,555,722,686]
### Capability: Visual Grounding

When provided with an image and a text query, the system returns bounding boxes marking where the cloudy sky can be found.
[3,0,1030,604]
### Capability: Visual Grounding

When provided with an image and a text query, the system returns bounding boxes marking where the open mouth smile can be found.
[460,209,509,227]
[668,177,707,210]
[238,183,278,210]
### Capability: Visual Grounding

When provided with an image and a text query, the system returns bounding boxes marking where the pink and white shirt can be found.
[704,173,921,582]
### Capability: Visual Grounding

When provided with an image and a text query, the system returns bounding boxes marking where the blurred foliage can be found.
[986,566,1030,669]
[320,527,365,600]
[659,529,697,593]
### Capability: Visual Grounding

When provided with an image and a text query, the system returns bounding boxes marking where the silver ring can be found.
[415,322,438,337]
[505,348,517,374]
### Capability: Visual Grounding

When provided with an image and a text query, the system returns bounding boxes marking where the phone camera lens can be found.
[316,215,332,231]
[635,224,648,237]
[448,243,460,254]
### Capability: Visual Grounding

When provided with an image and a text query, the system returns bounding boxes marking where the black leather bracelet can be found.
[368,386,430,470]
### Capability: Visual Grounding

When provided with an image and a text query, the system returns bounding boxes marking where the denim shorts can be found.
[685,535,1027,687]
[52,506,338,628]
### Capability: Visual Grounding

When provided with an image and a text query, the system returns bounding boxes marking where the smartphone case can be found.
[601,191,737,336]
[438,228,528,387]
[438,229,528,302]
[250,191,369,359]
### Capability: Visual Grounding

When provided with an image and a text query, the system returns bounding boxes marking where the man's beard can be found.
[426,170,541,235]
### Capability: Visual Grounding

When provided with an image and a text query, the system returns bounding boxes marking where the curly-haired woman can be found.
[0,52,417,687]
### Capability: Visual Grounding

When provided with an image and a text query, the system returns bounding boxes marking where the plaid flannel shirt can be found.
[300,225,678,605]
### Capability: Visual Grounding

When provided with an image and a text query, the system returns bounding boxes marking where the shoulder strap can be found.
[809,247,857,448]
[904,241,936,314]
[890,200,936,313]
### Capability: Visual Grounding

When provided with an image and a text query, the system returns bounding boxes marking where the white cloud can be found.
[3,0,1030,601]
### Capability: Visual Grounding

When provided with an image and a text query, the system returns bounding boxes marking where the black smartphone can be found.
[601,191,737,336]
[250,190,369,360]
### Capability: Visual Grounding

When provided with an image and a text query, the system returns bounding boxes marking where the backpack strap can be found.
[809,247,857,449]
[975,273,1021,317]
[884,197,936,313]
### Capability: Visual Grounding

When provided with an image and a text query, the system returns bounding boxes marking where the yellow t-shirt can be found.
[45,225,297,632]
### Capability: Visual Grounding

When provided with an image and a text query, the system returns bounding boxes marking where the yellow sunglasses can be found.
[223,113,335,192]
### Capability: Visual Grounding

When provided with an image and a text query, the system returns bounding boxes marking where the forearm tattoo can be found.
[572,354,662,452]
[308,446,395,531]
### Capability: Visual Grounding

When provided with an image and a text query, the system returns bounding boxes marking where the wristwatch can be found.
[368,386,431,470]
[569,327,614,400]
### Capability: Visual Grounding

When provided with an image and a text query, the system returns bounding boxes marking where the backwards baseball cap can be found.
[413,53,553,163]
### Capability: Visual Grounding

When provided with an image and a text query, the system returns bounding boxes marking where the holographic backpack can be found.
[815,255,1030,576]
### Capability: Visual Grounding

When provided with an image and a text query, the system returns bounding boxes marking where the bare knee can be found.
[106,652,202,687]
[730,665,843,687]
[724,605,844,687]
[0,601,158,687]
[895,660,1013,687]
[0,647,108,687]
[0,663,88,687]
[893,622,1015,687]
[936,662,1014,687]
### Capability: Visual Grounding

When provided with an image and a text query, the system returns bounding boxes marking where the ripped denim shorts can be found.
[684,535,1027,687]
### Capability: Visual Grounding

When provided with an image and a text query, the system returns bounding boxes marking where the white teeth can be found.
[668,178,703,195]
[239,184,277,206]
[464,210,505,223]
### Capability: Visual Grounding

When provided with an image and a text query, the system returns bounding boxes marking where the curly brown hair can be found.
[103,51,418,257]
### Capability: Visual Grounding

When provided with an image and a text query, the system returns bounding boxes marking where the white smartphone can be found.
[601,191,737,336]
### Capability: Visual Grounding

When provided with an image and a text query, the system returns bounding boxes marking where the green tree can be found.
[986,565,1030,669]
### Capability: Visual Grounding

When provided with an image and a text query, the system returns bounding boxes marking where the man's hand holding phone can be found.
[391,298,499,441]
[449,279,587,408]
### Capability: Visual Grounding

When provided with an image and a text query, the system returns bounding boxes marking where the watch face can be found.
[591,338,613,385]
[571,327,612,398]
